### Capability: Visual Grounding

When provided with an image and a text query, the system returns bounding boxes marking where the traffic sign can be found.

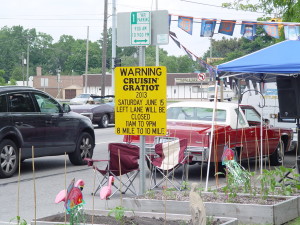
[197,73,206,81]
[115,66,167,136]
[130,11,151,46]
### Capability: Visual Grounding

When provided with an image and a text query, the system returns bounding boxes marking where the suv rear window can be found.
[8,93,35,112]
[0,95,7,112]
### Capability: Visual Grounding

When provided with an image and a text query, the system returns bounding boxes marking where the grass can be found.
[285,217,300,225]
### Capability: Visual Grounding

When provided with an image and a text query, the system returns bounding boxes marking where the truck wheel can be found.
[270,140,284,166]
[69,132,94,165]
[98,114,109,128]
[0,139,18,178]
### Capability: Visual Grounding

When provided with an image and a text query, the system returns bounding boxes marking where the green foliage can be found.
[9,78,17,85]
[287,216,300,225]
[181,181,190,190]
[0,76,6,85]
[162,188,176,199]
[0,25,198,82]
[206,216,216,225]
[67,204,86,225]
[145,189,156,199]
[222,0,300,24]
[219,166,300,201]
[10,216,27,225]
[108,206,126,223]
[202,33,275,65]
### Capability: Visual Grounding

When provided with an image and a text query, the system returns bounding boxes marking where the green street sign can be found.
[130,11,151,46]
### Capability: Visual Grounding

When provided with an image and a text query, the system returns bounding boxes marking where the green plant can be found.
[108,206,126,223]
[206,216,216,225]
[67,204,86,225]
[10,216,27,225]
[145,189,156,199]
[162,188,176,199]
[181,181,190,190]
[274,166,299,196]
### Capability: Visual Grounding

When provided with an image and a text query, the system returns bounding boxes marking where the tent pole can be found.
[205,79,218,191]
[260,101,263,174]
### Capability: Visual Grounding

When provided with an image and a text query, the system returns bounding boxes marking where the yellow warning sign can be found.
[115,66,167,135]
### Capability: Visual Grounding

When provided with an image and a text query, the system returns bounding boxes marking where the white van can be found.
[207,85,235,102]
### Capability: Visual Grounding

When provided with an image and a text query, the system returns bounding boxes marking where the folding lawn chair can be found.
[148,138,189,191]
[84,143,140,198]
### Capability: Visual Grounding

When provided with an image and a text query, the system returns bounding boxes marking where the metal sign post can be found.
[139,46,146,195]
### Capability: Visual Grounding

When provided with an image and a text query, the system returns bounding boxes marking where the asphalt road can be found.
[0,126,297,223]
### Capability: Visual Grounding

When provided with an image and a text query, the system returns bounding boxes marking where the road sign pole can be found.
[139,46,146,195]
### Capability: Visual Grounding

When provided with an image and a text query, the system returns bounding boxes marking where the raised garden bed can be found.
[31,209,238,225]
[117,192,299,225]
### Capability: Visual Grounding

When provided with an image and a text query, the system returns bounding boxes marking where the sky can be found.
[0,0,265,57]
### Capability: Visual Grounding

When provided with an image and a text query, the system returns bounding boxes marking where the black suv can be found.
[0,86,95,178]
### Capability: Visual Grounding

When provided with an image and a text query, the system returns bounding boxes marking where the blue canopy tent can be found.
[217,40,300,83]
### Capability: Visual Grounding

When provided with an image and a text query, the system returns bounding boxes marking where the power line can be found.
[0,18,102,21]
[179,0,265,14]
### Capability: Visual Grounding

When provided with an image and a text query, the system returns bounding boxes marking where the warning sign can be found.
[115,66,167,136]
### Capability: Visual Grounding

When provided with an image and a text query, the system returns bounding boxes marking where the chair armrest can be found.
[84,158,109,166]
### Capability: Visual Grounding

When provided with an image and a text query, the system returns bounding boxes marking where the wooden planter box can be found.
[119,194,299,225]
[31,209,238,225]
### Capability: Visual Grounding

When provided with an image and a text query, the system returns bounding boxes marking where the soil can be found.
[139,190,288,205]
[40,213,194,225]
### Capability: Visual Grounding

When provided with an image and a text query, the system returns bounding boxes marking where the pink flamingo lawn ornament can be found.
[100,176,114,200]
[55,179,85,204]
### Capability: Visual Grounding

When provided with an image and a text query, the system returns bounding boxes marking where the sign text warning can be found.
[115,66,167,135]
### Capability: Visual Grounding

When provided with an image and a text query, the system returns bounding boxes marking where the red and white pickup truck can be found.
[124,101,293,166]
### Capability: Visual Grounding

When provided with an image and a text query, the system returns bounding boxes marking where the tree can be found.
[0,25,202,82]
[202,26,276,65]
[0,70,6,85]
[222,0,300,22]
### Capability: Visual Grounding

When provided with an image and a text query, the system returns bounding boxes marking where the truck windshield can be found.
[167,107,226,122]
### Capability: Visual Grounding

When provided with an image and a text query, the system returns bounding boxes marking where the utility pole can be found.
[26,41,29,86]
[101,0,108,97]
[85,26,89,93]
[22,52,25,86]
[155,0,159,66]
[111,0,116,95]
[57,69,61,99]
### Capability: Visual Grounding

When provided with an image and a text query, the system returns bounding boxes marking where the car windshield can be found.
[167,106,226,122]
[77,94,90,98]
[208,86,215,92]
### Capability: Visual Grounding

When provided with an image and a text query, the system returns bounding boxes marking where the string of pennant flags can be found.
[169,31,261,95]
[169,14,300,40]
[169,31,217,78]
[168,13,300,93]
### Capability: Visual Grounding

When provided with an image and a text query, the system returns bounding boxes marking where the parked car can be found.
[123,101,293,167]
[0,86,95,178]
[70,95,115,128]
[70,93,97,105]
[207,85,235,102]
